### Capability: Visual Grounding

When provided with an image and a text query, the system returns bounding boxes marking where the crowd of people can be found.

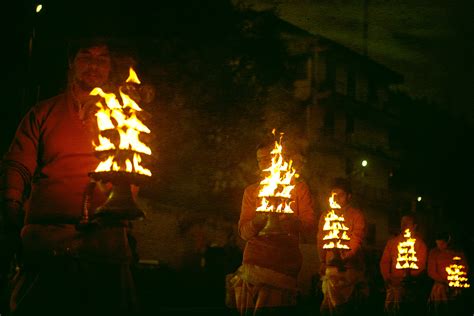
[226,139,471,316]
[0,38,471,316]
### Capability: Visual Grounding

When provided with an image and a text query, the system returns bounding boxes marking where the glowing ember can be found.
[395,229,419,270]
[91,67,152,176]
[446,256,470,288]
[256,130,297,213]
[322,193,350,249]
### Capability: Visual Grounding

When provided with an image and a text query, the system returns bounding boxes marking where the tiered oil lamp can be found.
[256,130,297,236]
[446,256,470,289]
[322,193,350,270]
[83,67,152,224]
[395,228,419,276]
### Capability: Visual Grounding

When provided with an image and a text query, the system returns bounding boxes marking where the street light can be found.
[361,160,368,167]
[417,196,422,202]
[35,4,43,13]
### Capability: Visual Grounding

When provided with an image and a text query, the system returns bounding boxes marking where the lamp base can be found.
[93,181,145,221]
[258,213,287,236]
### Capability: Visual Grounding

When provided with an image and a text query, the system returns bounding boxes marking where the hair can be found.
[331,177,352,194]
[435,231,451,243]
[67,36,112,65]
[400,212,418,225]
[256,137,276,152]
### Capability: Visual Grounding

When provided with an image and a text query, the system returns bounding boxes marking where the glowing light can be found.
[361,160,368,167]
[92,67,152,176]
[35,4,42,13]
[322,193,351,249]
[395,229,419,270]
[446,256,470,288]
[256,130,297,213]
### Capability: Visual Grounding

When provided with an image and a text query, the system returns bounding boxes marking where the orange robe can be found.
[427,248,469,304]
[317,204,366,270]
[231,180,315,313]
[316,204,368,313]
[379,232,428,313]
[380,233,428,285]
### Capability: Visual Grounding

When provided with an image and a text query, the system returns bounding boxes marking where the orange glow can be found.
[395,229,419,270]
[91,67,152,176]
[322,193,350,249]
[446,256,470,288]
[256,130,297,213]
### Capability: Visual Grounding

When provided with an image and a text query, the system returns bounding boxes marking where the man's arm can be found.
[412,238,428,277]
[295,181,315,236]
[427,249,445,282]
[238,185,265,240]
[380,240,393,282]
[342,208,366,260]
[316,210,327,273]
[1,108,40,205]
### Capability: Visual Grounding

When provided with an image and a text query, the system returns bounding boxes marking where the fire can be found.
[91,67,152,176]
[322,193,350,249]
[446,256,470,288]
[256,130,297,213]
[395,229,419,270]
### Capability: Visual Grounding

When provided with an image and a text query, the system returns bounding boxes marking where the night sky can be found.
[247,0,474,120]
[2,0,473,226]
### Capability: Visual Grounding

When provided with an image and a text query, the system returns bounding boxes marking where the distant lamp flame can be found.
[446,256,470,288]
[395,229,419,270]
[322,193,350,250]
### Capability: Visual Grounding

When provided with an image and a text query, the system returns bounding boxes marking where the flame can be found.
[329,193,341,209]
[395,229,419,270]
[446,256,470,288]
[256,130,297,213]
[322,193,351,249]
[92,67,152,176]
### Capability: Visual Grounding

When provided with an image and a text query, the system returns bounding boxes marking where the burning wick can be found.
[395,229,419,270]
[91,67,152,176]
[446,256,470,288]
[322,193,350,250]
[256,129,297,213]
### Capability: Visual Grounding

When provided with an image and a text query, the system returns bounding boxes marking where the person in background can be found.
[427,232,470,316]
[228,139,315,315]
[380,213,428,316]
[317,177,368,315]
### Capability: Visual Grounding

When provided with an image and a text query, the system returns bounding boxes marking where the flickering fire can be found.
[395,229,419,270]
[322,193,350,249]
[91,67,152,176]
[446,256,470,288]
[256,130,297,213]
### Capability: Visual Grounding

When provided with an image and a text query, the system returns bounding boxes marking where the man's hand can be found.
[1,199,23,231]
[252,213,268,231]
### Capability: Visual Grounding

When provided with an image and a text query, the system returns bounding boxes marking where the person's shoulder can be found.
[386,234,400,245]
[295,180,310,191]
[32,92,68,113]
[347,204,364,217]
[243,182,260,193]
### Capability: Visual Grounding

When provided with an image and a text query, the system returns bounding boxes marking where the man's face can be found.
[256,146,273,172]
[400,216,416,232]
[435,239,448,250]
[72,45,111,91]
[331,188,350,207]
